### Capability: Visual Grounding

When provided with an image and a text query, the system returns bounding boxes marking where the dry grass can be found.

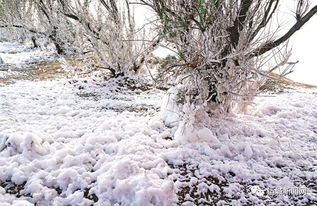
[0,56,86,84]
[0,62,63,84]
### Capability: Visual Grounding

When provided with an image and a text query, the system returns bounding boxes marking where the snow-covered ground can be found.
[0,42,57,70]
[0,43,316,206]
[0,42,59,82]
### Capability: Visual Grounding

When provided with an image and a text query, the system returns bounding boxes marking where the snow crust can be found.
[0,42,57,69]
[0,43,316,205]
[0,77,178,205]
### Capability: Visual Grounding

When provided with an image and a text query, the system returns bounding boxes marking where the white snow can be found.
[0,76,179,205]
[0,42,33,53]
[160,86,181,128]
[0,49,57,66]
[0,43,316,205]
[0,42,57,72]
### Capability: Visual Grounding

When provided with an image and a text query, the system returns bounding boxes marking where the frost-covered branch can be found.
[141,0,317,115]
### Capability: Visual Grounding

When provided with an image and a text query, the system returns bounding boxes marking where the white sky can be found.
[288,17,317,85]
[280,2,317,85]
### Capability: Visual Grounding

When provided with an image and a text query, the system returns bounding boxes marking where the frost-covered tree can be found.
[0,0,36,41]
[141,0,317,115]
[32,0,79,54]
[0,0,78,54]
[57,0,159,77]
[0,0,159,76]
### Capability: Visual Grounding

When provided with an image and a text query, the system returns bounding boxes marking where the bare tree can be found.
[140,0,317,115]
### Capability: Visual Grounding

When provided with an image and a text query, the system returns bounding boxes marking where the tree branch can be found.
[252,5,317,57]
[228,0,253,48]
[250,0,279,41]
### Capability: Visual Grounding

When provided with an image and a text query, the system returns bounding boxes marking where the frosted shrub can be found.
[142,0,317,116]
[58,0,159,77]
